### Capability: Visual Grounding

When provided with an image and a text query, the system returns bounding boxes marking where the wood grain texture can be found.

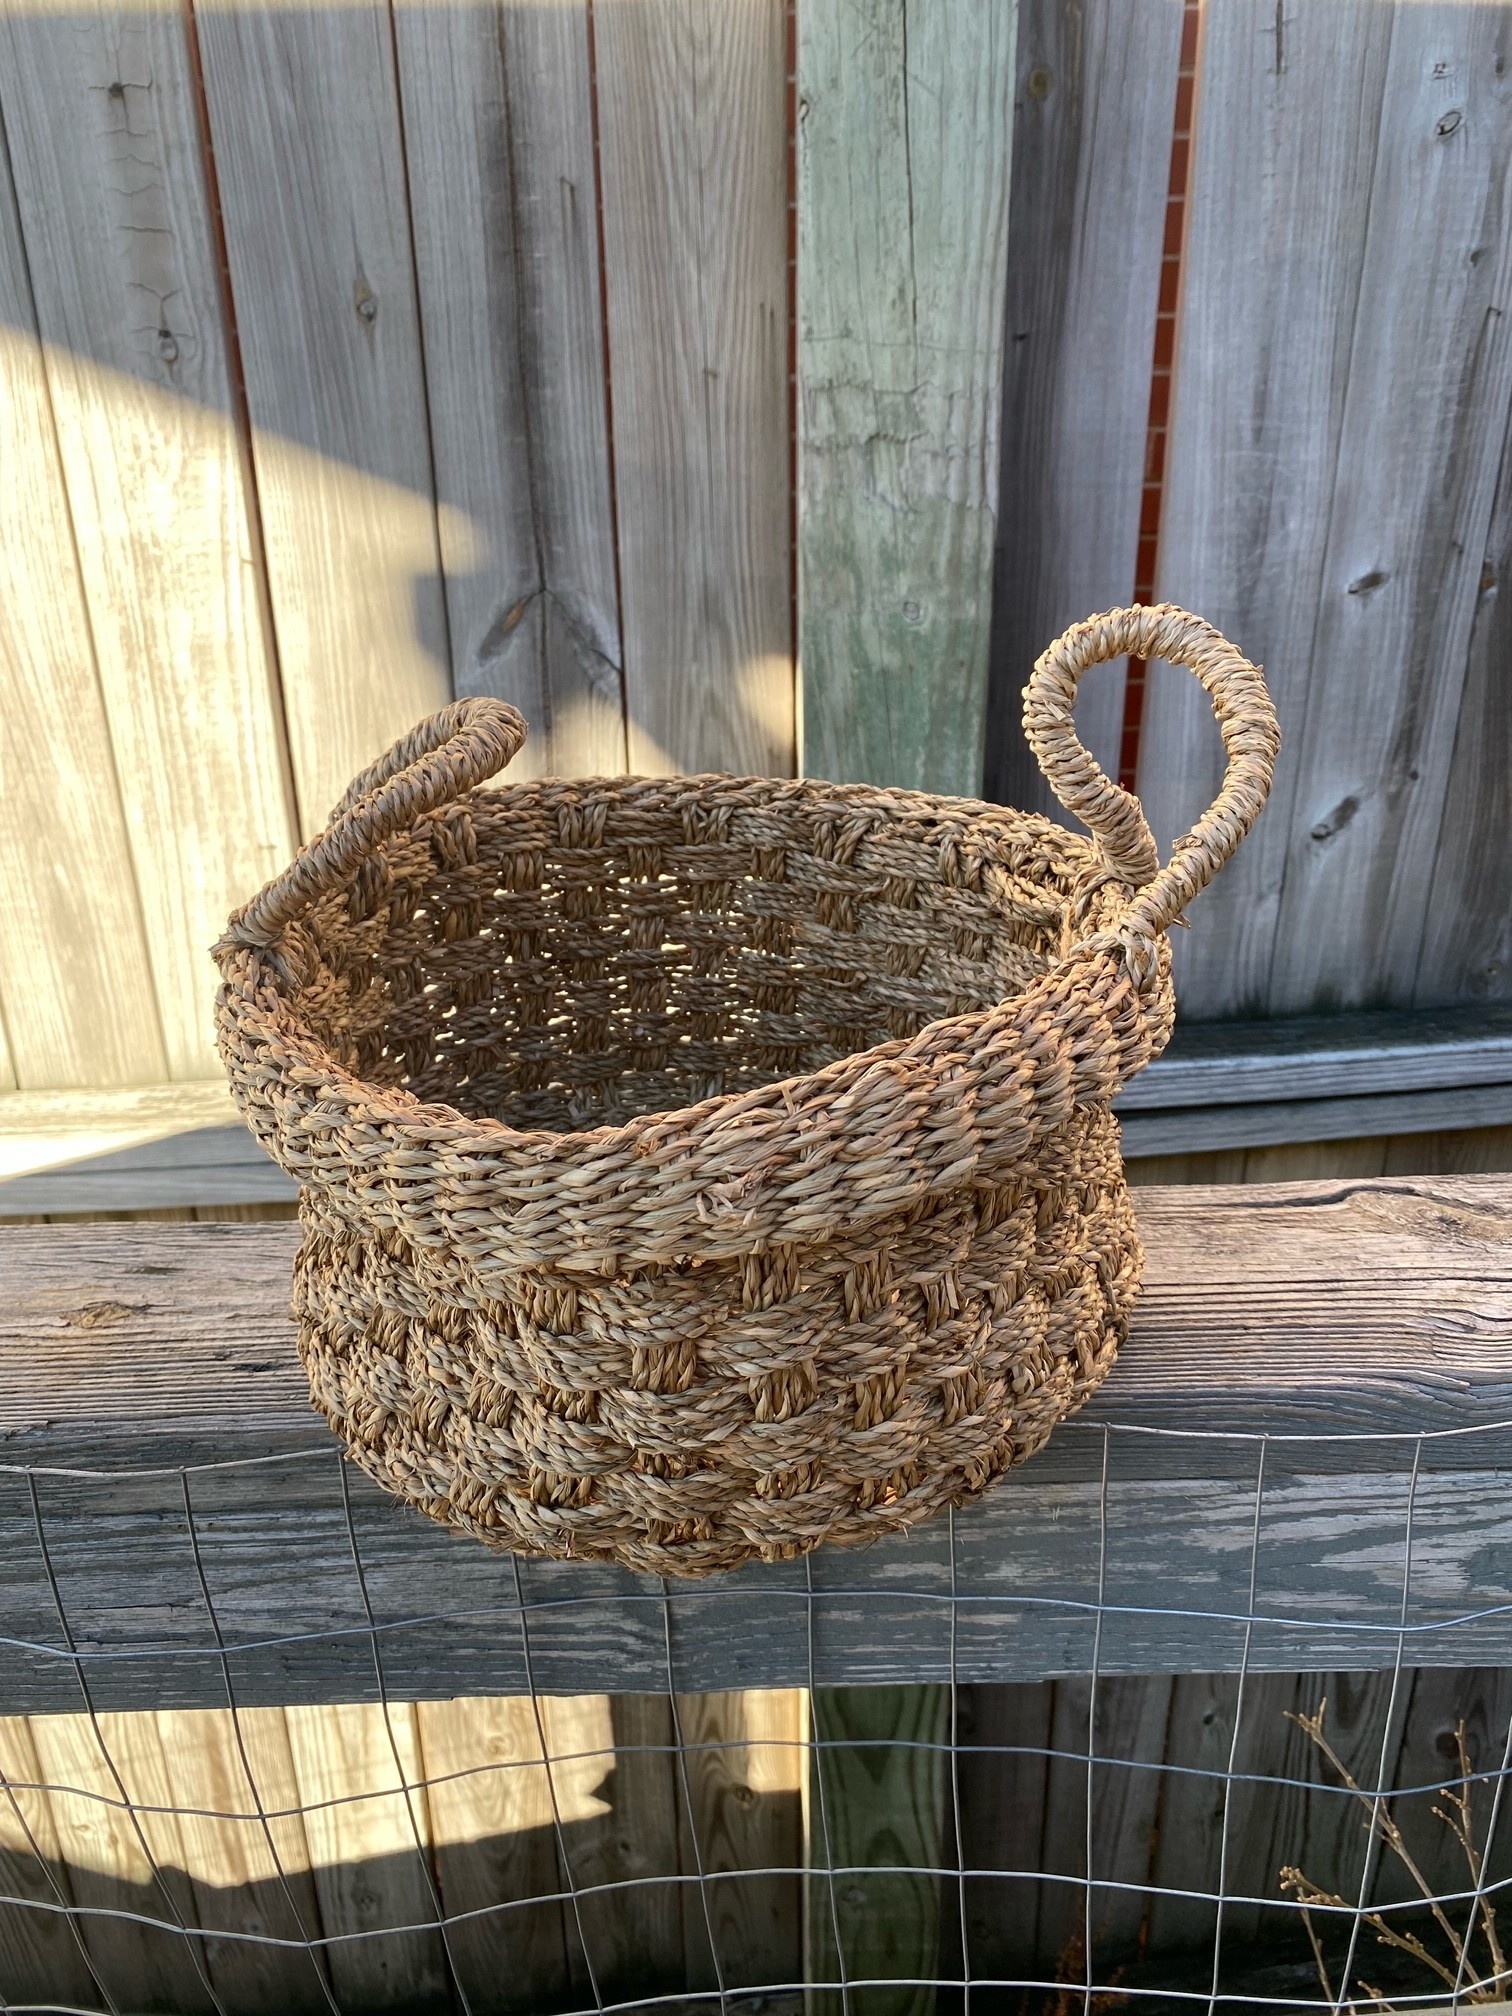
[1381,1125,1512,1178]
[1143,0,1512,1018]
[0,1713,102,2009]
[1413,391,1512,1007]
[393,0,627,779]
[676,1689,804,1993]
[595,0,791,778]
[569,1696,684,2002]
[1,1178,1510,1710]
[984,0,1184,818]
[283,1700,452,2009]
[1031,1674,1175,1982]
[194,0,452,832]
[807,1685,948,2016]
[0,105,166,1093]
[150,1705,334,2011]
[0,12,294,1079]
[23,1709,218,2013]
[413,1693,573,2009]
[797,0,1016,795]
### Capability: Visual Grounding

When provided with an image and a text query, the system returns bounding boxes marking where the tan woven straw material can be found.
[214,605,1279,1576]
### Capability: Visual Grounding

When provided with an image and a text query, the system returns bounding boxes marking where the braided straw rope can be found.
[214,606,1279,1575]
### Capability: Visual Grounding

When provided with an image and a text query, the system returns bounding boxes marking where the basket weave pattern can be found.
[215,606,1278,1575]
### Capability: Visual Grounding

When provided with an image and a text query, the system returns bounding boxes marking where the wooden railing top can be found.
[1,1178,1509,1714]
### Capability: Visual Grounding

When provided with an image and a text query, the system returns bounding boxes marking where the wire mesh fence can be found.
[3,1409,1512,2015]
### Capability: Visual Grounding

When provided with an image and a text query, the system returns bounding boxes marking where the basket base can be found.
[291,1116,1141,1576]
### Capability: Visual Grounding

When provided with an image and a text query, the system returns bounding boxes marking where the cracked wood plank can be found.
[0,10,295,1079]
[594,0,792,778]
[797,0,1017,793]
[985,0,1185,821]
[1142,0,1512,1016]
[393,0,627,780]
[194,0,452,831]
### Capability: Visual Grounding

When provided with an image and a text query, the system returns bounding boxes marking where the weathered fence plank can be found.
[393,0,627,780]
[283,1699,453,2008]
[194,0,452,832]
[23,1709,218,2011]
[1144,0,1512,1018]
[676,1690,804,1994]
[797,0,1017,795]
[985,0,1185,818]
[0,11,294,1079]
[594,0,791,778]
[0,115,164,1095]
[413,1693,574,2011]
[0,1179,1508,1711]
[0,1713,102,2006]
[1414,397,1512,1007]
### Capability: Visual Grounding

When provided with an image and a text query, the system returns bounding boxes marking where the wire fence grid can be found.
[2,1411,1511,2016]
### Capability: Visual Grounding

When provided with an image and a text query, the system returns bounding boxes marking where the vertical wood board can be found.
[595,0,793,778]
[0,12,294,1079]
[283,1699,452,2009]
[807,1685,948,2016]
[1144,0,1512,1016]
[0,1714,101,2008]
[24,1708,218,2012]
[195,0,452,831]
[152,1705,335,2011]
[1412,396,1512,1006]
[415,1692,575,2009]
[675,1689,805,1992]
[985,0,1184,819]
[394,0,627,779]
[0,102,166,1092]
[797,0,1017,795]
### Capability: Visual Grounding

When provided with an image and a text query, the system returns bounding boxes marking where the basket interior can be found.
[292,779,1100,1132]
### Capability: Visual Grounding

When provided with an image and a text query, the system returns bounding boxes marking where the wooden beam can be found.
[1117,1005,1512,1111]
[0,1178,1508,1713]
[1120,1082,1512,1159]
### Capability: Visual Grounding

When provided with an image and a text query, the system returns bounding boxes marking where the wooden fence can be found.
[2,0,1510,1112]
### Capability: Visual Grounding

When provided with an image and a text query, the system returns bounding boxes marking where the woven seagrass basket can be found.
[214,604,1278,1576]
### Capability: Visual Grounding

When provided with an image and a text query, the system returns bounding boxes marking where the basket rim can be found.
[216,784,1168,1271]
[224,768,1118,1142]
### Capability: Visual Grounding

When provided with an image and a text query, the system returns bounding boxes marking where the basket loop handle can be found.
[219,697,527,953]
[1022,603,1280,944]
